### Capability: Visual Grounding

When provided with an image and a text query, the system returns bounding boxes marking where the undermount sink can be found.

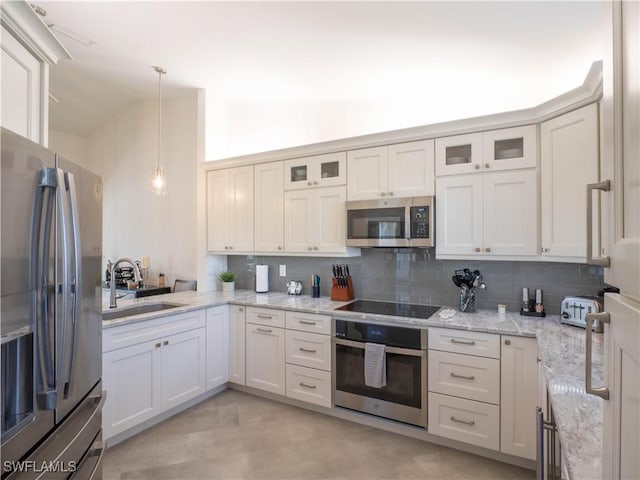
[102,302,185,321]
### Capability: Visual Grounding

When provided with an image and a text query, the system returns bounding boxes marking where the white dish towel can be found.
[364,342,386,388]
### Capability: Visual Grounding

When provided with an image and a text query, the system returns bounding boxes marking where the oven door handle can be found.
[333,337,426,357]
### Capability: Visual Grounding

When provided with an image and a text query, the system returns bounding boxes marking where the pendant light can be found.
[152,65,167,195]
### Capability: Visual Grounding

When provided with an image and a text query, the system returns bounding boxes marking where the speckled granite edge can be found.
[101,289,603,479]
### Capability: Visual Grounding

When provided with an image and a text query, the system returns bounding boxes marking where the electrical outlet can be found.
[279,265,286,277]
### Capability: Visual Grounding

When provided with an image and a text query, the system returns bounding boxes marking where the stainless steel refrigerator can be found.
[1,128,105,479]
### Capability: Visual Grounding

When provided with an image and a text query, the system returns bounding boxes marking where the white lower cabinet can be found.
[228,305,246,385]
[500,336,538,460]
[102,310,207,440]
[245,322,286,395]
[285,364,332,407]
[428,392,500,450]
[206,305,229,390]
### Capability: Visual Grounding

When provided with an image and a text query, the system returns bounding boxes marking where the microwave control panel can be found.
[410,206,429,238]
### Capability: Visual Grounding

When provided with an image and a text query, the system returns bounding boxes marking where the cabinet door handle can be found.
[586,180,611,267]
[485,247,491,253]
[224,246,228,250]
[484,163,490,169]
[278,246,282,250]
[299,382,317,389]
[585,312,610,399]
[163,340,169,346]
[474,164,480,170]
[155,343,161,348]
[257,327,272,333]
[450,416,475,426]
[474,247,481,253]
[299,347,317,353]
[388,191,394,196]
[307,181,312,186]
[238,307,244,312]
[450,372,475,381]
[313,246,318,250]
[450,338,476,346]
[380,192,386,196]
[257,314,273,319]
[308,246,313,251]
[313,181,318,185]
[505,339,511,345]
[541,247,549,253]
[299,320,317,325]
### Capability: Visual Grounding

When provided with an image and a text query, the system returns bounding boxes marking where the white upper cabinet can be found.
[540,104,599,261]
[254,161,284,253]
[284,152,346,190]
[284,186,347,254]
[347,140,435,200]
[1,2,70,146]
[436,170,538,257]
[436,126,537,176]
[206,165,254,253]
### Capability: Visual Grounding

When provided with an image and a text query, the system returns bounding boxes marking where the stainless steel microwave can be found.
[345,196,434,248]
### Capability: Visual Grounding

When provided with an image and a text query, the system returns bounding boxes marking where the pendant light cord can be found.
[154,66,166,173]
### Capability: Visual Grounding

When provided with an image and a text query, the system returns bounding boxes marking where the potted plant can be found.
[219,271,236,292]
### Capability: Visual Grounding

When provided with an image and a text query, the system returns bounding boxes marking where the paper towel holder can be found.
[256,264,269,293]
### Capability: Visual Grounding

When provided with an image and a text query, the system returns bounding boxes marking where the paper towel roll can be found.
[256,265,269,293]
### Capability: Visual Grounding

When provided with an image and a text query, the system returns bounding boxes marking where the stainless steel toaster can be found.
[560,296,604,332]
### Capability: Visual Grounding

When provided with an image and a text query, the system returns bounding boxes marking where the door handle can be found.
[586,180,610,267]
[585,312,610,399]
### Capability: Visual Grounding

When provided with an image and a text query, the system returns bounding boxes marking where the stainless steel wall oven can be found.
[332,318,428,427]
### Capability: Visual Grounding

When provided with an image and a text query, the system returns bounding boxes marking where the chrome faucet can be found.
[109,258,142,308]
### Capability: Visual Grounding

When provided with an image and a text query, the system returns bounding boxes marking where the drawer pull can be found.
[450,416,475,426]
[450,338,476,346]
[299,347,317,353]
[450,372,475,381]
[299,382,317,389]
[257,328,272,333]
[299,320,317,325]
[257,314,273,319]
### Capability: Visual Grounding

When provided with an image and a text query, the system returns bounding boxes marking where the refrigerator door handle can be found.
[63,172,82,399]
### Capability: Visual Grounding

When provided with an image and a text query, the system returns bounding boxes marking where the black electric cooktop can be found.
[335,300,440,319]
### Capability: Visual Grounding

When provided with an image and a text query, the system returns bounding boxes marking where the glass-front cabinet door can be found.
[435,125,537,176]
[284,152,346,190]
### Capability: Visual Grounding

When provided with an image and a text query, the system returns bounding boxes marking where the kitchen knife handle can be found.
[586,180,610,267]
[585,312,610,399]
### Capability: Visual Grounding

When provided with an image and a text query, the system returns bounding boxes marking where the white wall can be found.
[49,129,88,167]
[84,91,200,288]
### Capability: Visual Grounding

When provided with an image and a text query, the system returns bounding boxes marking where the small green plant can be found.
[218,271,236,283]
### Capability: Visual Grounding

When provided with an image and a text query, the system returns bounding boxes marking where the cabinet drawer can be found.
[285,330,331,372]
[428,350,500,404]
[285,364,332,408]
[103,310,206,352]
[246,306,285,328]
[428,392,499,451]
[428,328,500,359]
[285,311,331,335]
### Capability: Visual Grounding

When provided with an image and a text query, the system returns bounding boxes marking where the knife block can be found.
[331,277,354,301]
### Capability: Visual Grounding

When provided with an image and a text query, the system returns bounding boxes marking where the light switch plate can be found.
[279,265,286,277]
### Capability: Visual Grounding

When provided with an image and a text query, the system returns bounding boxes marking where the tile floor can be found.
[103,390,535,480]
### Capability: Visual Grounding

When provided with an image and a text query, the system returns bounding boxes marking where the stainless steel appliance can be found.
[1,129,105,479]
[345,196,434,248]
[559,296,604,332]
[332,300,439,427]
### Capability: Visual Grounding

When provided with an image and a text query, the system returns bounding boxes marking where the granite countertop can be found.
[101,289,603,479]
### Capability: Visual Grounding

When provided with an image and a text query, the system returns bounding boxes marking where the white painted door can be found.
[206,306,229,390]
[387,140,435,197]
[602,294,640,480]
[435,133,483,176]
[500,336,538,460]
[102,340,161,440]
[228,165,254,252]
[540,104,599,259]
[254,162,284,252]
[284,190,314,252]
[483,170,537,256]
[1,26,43,144]
[228,305,246,385]
[347,146,388,200]
[245,324,286,395]
[314,186,347,253]
[160,328,206,410]
[435,175,483,255]
[206,170,230,251]
[482,125,537,172]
